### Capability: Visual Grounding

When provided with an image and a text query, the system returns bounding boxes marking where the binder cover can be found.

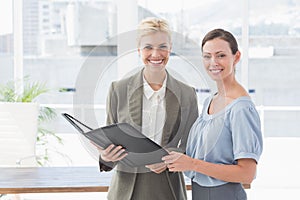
[62,113,168,167]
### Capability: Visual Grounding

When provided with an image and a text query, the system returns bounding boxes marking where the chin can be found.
[146,64,166,72]
[209,74,222,81]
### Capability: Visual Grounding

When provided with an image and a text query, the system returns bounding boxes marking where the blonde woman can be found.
[98,18,198,200]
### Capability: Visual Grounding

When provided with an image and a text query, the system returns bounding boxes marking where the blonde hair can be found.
[137,17,172,46]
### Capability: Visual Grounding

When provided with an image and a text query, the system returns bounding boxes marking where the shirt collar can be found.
[143,75,167,100]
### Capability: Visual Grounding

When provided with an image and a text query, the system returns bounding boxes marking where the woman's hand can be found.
[162,151,195,172]
[96,144,128,162]
[145,162,167,174]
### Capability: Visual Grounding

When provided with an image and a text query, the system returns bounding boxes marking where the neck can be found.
[215,76,237,97]
[143,69,166,91]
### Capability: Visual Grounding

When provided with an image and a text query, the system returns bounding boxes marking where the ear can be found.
[233,50,241,65]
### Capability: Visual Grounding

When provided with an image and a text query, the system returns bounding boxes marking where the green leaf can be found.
[0,76,68,166]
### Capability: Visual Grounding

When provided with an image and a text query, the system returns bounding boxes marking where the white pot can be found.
[0,102,38,166]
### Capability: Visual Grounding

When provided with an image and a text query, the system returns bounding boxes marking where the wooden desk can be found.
[0,167,250,194]
[0,167,111,194]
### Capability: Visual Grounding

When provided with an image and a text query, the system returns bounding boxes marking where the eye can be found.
[217,54,226,58]
[143,45,152,50]
[159,45,168,50]
[202,55,211,60]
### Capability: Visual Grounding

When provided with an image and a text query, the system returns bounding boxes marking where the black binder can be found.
[62,113,168,167]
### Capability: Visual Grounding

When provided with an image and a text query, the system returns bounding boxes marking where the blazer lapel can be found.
[127,70,144,129]
[161,74,181,146]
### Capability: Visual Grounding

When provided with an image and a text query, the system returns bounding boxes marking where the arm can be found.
[98,83,126,171]
[163,152,257,184]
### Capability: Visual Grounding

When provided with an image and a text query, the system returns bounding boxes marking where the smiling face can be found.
[138,31,171,73]
[202,38,240,82]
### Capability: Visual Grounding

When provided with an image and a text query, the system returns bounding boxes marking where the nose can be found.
[209,56,219,66]
[151,48,160,57]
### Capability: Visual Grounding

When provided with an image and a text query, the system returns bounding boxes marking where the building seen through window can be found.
[1,0,300,136]
[1,1,300,199]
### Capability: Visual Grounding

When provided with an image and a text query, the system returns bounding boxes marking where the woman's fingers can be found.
[115,152,128,161]
[101,145,127,162]
[167,164,177,172]
[110,148,126,161]
[162,151,182,164]
[145,162,167,174]
[146,162,165,170]
[102,144,115,155]
[109,145,123,156]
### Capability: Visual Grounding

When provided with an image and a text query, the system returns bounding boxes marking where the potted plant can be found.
[0,76,63,166]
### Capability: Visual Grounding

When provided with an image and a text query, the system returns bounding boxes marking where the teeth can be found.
[210,69,222,73]
[150,60,163,64]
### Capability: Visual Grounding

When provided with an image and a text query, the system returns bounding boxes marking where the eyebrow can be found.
[203,50,225,54]
[143,43,168,46]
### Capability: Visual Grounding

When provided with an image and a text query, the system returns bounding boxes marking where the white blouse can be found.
[142,75,167,145]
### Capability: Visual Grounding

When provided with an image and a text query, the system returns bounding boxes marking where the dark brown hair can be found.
[201,29,238,54]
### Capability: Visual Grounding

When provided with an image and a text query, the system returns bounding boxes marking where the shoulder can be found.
[168,77,198,106]
[228,97,259,120]
[231,97,256,110]
[110,70,142,90]
[168,74,195,94]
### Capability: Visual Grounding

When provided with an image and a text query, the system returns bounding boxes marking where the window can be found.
[0,0,13,84]
[5,1,300,198]
[248,0,300,137]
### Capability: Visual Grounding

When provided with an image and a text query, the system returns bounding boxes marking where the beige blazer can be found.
[99,69,198,200]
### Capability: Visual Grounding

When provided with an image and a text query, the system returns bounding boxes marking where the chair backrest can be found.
[0,102,38,167]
